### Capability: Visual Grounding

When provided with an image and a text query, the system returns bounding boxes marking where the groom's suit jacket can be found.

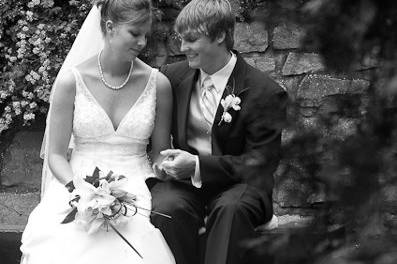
[161,51,287,216]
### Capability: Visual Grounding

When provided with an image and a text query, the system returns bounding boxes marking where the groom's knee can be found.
[153,196,190,217]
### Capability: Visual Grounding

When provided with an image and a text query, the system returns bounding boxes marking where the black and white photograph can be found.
[0,0,396,264]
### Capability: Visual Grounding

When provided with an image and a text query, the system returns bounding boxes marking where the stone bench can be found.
[0,189,313,264]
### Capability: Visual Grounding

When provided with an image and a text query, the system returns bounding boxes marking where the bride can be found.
[20,0,175,263]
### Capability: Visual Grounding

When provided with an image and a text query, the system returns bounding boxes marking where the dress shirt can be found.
[189,53,237,188]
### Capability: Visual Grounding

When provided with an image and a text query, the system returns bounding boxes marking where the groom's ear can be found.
[215,31,226,45]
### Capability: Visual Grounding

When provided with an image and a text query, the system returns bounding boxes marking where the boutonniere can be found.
[218,78,242,126]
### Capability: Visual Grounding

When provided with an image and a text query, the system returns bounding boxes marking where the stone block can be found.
[255,214,313,233]
[274,76,301,99]
[274,177,315,208]
[297,74,370,104]
[316,93,364,118]
[282,52,325,76]
[276,214,313,229]
[234,22,268,53]
[273,23,305,50]
[274,161,317,208]
[1,131,43,188]
[243,53,276,73]
[382,185,397,216]
[273,52,287,69]
[0,192,40,232]
[255,55,276,73]
[382,185,397,202]
[329,118,358,139]
[299,117,321,129]
[384,212,397,232]
[297,100,319,117]
[351,79,370,93]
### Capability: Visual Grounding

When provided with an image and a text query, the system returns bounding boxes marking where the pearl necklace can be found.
[97,51,133,90]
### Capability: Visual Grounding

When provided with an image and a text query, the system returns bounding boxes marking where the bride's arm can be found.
[150,71,172,167]
[47,70,76,186]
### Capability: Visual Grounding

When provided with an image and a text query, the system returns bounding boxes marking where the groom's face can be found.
[179,32,222,73]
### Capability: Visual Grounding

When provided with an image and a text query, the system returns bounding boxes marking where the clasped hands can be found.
[153,149,196,181]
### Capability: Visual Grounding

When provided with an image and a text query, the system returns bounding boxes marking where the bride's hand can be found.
[152,163,172,181]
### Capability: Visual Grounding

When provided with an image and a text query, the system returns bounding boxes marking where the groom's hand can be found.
[160,149,196,180]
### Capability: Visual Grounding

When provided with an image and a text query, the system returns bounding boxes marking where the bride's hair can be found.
[92,0,152,35]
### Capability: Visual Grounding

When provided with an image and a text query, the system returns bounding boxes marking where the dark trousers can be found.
[150,181,269,264]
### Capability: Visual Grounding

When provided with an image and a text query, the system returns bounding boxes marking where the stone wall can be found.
[0,2,373,230]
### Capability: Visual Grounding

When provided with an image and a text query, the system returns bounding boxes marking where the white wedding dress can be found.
[20,67,175,264]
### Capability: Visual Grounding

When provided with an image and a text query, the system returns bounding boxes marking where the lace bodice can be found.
[71,67,157,155]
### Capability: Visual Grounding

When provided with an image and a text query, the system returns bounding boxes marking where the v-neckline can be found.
[75,69,153,132]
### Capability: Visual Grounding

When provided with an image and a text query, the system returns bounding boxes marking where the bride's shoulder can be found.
[134,58,153,74]
[134,58,168,86]
[55,55,97,93]
[155,70,171,93]
[75,55,98,78]
[51,69,77,103]
[56,69,76,92]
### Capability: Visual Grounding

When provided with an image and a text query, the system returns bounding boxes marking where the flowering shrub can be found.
[0,0,91,133]
[0,0,254,135]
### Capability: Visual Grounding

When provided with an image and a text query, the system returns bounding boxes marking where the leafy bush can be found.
[0,0,91,133]
[244,1,397,263]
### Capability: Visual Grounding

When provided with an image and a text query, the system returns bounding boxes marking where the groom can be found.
[149,0,287,263]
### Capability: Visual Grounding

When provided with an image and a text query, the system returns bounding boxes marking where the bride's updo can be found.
[92,0,152,35]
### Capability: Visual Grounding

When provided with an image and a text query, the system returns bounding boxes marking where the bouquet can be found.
[61,167,170,258]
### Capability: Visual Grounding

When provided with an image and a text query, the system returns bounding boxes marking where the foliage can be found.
[0,0,91,133]
[244,0,397,263]
[0,0,259,135]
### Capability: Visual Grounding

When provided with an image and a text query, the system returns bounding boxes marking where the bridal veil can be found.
[40,5,104,197]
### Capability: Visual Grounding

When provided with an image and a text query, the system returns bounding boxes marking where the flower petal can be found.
[224,112,232,123]
[87,218,105,234]
[224,95,233,107]
[233,96,241,105]
[221,98,226,108]
[232,105,241,111]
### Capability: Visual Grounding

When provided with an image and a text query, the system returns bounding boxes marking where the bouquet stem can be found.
[135,205,172,219]
[108,222,143,259]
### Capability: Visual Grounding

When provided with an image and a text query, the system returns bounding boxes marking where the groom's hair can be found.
[94,0,152,35]
[175,0,235,50]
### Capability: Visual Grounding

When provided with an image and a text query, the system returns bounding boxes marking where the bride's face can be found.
[107,20,151,61]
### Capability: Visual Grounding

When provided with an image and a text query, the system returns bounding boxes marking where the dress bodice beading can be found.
[71,67,157,157]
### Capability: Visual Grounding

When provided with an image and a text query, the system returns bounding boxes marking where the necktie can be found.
[200,76,218,126]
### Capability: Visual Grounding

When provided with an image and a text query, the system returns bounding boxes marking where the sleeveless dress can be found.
[20,68,175,264]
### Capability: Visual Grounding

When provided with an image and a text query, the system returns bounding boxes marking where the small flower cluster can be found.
[0,0,91,134]
[219,94,242,124]
[218,78,243,125]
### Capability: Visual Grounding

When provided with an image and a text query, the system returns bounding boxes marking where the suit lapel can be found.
[211,52,248,155]
[176,70,199,150]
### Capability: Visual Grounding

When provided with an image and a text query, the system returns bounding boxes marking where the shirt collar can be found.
[200,52,237,93]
